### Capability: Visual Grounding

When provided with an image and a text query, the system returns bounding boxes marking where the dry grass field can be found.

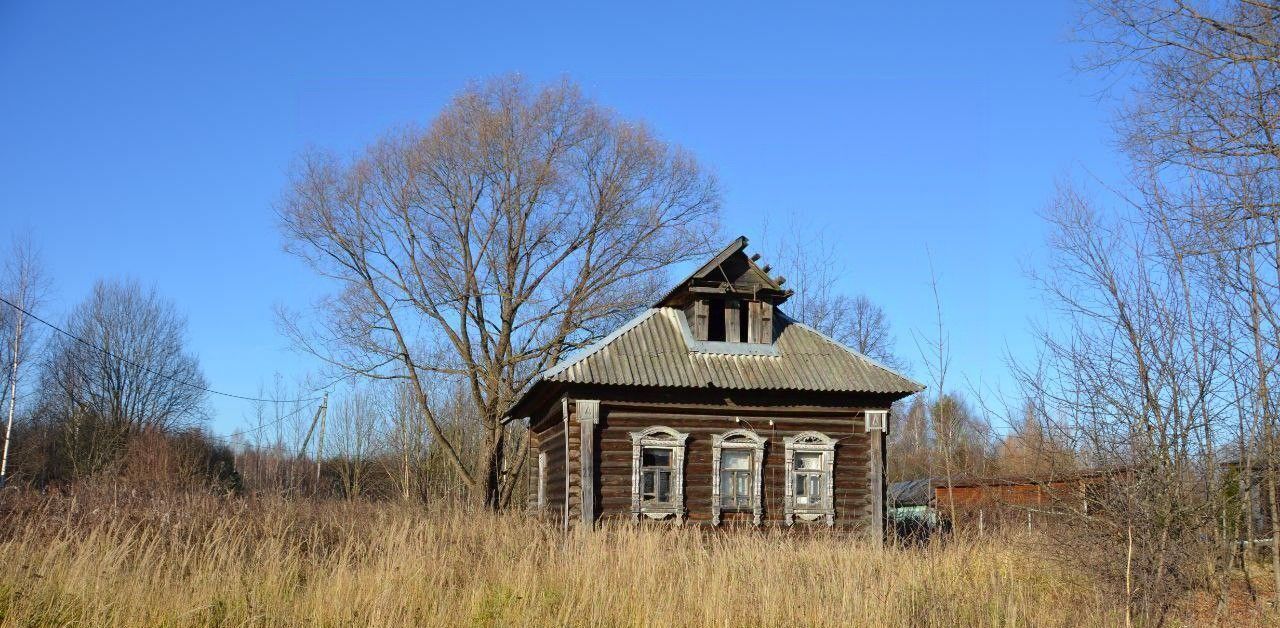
[0,487,1265,627]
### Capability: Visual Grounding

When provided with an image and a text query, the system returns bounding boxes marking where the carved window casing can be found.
[784,431,836,526]
[629,426,689,522]
[711,429,767,526]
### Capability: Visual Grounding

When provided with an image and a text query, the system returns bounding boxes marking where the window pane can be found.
[793,452,824,470]
[642,448,672,467]
[642,471,654,497]
[809,475,822,499]
[795,474,807,497]
[796,452,822,470]
[722,450,750,470]
[657,470,671,502]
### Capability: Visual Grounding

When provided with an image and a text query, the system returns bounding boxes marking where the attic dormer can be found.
[656,236,792,344]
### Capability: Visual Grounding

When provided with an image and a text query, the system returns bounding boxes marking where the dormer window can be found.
[708,298,727,341]
[690,297,772,344]
[661,236,788,345]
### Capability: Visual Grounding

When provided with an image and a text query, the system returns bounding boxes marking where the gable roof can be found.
[654,236,790,307]
[524,306,923,397]
[506,236,925,419]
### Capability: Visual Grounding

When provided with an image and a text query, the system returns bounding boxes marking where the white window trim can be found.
[784,431,836,526]
[629,426,690,523]
[865,409,888,432]
[711,428,768,526]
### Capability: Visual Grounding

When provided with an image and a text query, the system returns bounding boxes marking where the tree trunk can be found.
[474,423,505,509]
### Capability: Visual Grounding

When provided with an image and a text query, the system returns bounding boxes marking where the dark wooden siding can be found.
[529,401,567,521]
[595,403,876,528]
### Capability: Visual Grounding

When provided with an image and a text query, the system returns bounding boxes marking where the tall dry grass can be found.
[0,488,1119,627]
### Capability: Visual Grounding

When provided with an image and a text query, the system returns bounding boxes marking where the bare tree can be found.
[1017,184,1232,625]
[327,384,383,499]
[279,76,721,507]
[912,252,966,524]
[763,217,903,367]
[1078,0,1280,610]
[236,375,319,496]
[38,279,208,478]
[380,380,429,501]
[994,399,1077,477]
[0,236,49,484]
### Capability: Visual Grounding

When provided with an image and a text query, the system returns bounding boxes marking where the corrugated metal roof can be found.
[889,479,934,507]
[536,307,924,394]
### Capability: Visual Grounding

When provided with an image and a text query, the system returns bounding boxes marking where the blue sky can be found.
[0,1,1125,434]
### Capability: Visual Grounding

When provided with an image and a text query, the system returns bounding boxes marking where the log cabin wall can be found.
[528,398,568,523]
[551,388,890,529]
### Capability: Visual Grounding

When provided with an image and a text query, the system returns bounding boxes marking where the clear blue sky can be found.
[0,1,1125,434]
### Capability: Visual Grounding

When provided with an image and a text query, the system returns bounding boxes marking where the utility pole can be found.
[314,393,328,487]
[296,392,329,495]
[0,306,24,486]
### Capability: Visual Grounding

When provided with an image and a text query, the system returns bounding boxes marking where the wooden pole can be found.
[314,393,328,487]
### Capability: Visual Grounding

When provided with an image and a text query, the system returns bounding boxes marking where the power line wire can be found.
[206,401,318,444]
[0,295,325,404]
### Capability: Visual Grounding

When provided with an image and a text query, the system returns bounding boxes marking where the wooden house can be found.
[507,237,923,538]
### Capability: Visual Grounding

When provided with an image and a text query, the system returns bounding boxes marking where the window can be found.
[784,431,836,526]
[629,426,690,522]
[720,450,752,508]
[707,298,726,341]
[865,410,888,432]
[793,452,825,506]
[711,429,767,525]
[640,448,674,506]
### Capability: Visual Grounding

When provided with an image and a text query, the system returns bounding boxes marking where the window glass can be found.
[795,473,823,506]
[641,447,675,505]
[795,451,822,470]
[793,452,825,507]
[642,448,672,467]
[722,449,750,470]
[720,448,754,509]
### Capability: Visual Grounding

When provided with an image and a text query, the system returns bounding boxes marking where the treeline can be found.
[0,260,508,502]
[0,267,238,491]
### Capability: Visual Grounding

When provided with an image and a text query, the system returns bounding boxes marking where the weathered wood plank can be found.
[578,399,600,526]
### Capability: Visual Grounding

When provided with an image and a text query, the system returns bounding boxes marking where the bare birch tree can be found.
[279,76,721,508]
[0,236,49,485]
